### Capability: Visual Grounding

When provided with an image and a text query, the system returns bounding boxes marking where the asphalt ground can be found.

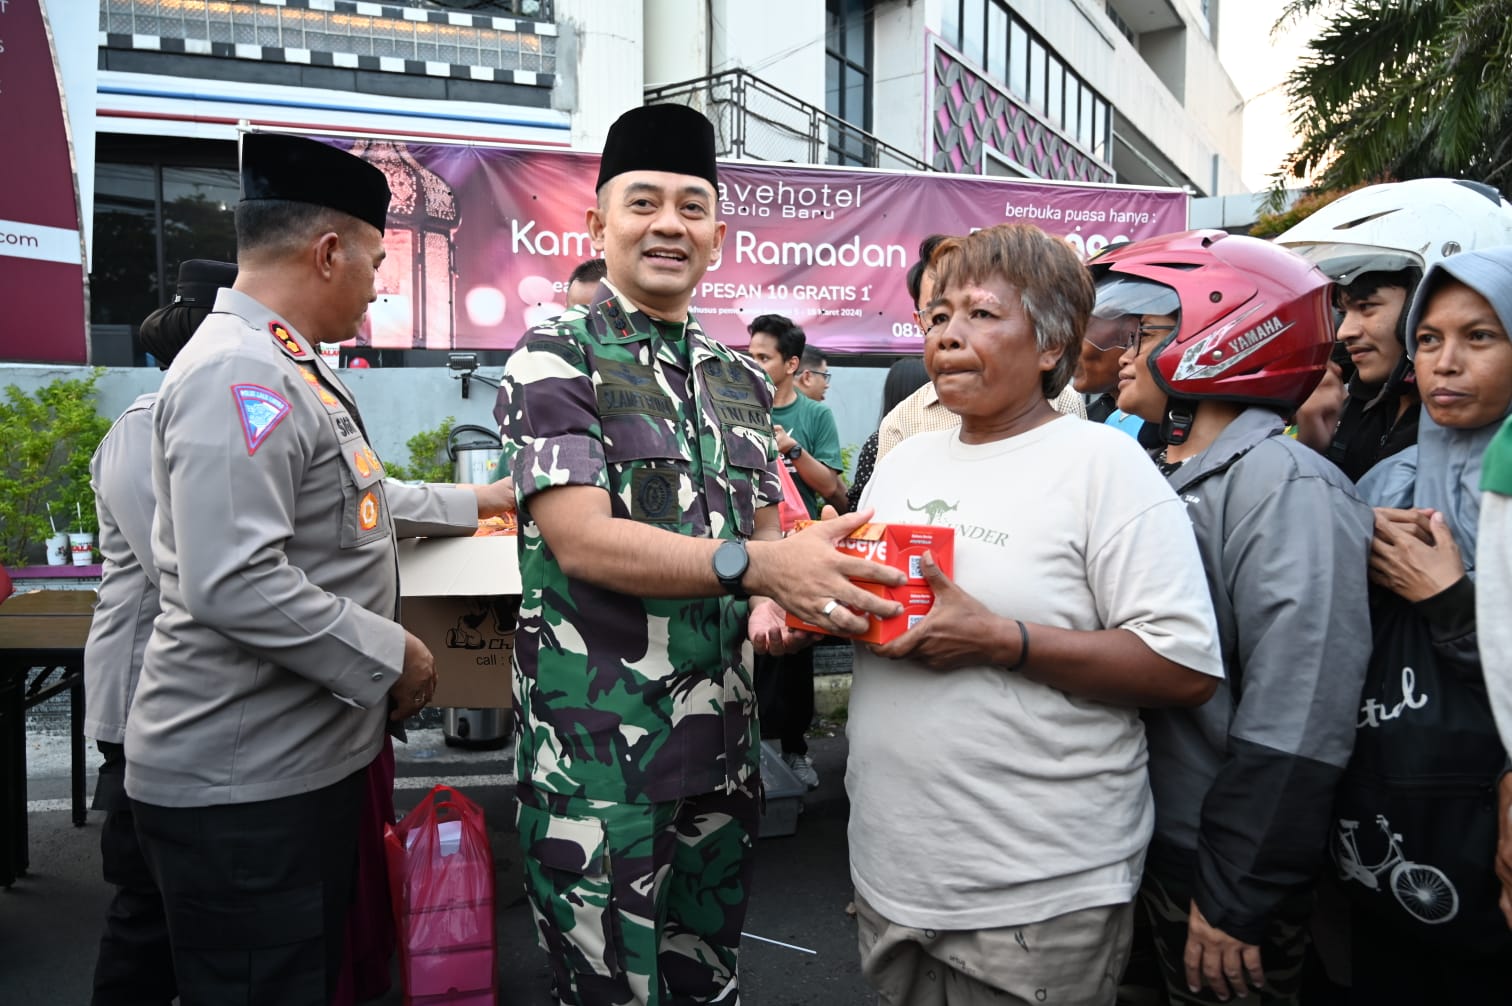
[2,712,873,1005]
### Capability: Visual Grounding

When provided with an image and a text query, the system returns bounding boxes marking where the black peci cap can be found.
[172,259,237,308]
[595,104,719,194]
[239,132,391,233]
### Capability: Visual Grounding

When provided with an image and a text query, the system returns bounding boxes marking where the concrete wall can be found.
[555,0,646,151]
[1004,0,1245,194]
[645,0,828,164]
[644,0,712,87]
[872,0,933,159]
[1139,27,1186,103]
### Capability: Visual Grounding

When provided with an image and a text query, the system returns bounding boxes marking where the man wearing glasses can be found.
[1076,307,1140,423]
[796,345,833,403]
[746,313,847,789]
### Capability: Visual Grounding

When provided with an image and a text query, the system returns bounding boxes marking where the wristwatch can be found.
[711,539,750,598]
[784,444,803,461]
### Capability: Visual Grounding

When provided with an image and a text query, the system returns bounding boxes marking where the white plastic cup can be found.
[46,532,69,566]
[69,531,95,566]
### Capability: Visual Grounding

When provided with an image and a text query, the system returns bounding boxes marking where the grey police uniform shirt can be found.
[125,288,474,808]
[85,393,476,750]
[84,393,160,745]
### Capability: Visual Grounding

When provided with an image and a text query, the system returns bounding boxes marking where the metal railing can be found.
[645,69,930,173]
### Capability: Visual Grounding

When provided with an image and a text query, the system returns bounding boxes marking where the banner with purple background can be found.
[336,139,1188,355]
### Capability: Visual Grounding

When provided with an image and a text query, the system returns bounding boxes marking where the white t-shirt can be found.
[847,417,1223,931]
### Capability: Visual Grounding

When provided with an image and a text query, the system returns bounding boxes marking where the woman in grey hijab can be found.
[1338,246,1512,1002]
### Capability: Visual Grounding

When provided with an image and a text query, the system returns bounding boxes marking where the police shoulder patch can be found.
[231,384,292,455]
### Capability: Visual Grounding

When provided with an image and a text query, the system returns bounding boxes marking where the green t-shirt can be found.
[772,392,843,518]
[1481,413,1512,496]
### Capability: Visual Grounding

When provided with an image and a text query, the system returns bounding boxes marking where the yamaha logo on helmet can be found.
[1174,313,1292,382]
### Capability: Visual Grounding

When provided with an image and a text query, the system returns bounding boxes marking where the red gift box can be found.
[784,522,954,644]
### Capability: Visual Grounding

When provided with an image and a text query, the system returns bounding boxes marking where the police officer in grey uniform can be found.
[125,133,449,1005]
[86,259,236,1006]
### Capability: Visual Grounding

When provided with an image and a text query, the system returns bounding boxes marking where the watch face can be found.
[713,540,748,579]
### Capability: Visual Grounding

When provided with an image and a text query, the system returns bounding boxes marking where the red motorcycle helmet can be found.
[1090,229,1335,413]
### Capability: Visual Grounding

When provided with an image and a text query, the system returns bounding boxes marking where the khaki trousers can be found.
[855,890,1134,1006]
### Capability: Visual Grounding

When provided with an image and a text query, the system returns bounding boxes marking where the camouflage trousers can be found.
[1134,867,1308,1006]
[517,779,759,1006]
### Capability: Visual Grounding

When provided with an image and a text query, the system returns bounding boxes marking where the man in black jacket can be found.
[1324,268,1421,481]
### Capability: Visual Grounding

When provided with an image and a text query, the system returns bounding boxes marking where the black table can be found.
[0,589,94,887]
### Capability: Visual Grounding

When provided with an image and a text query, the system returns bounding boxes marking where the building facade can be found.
[78,0,1242,366]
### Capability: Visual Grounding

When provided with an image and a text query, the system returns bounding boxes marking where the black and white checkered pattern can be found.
[262,0,554,37]
[101,0,555,88]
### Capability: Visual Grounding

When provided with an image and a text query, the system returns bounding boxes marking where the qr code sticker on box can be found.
[908,555,923,579]
[908,613,926,629]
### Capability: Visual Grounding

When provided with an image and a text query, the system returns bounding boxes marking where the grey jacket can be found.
[1143,407,1374,943]
[84,393,160,744]
[126,289,474,807]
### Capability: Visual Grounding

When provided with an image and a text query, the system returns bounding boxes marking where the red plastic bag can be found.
[774,456,809,532]
[383,785,497,1005]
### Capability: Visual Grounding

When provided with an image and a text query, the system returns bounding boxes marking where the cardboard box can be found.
[397,536,520,709]
[785,522,954,644]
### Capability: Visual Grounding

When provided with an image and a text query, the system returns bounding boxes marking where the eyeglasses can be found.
[1127,323,1176,353]
[1087,321,1175,353]
[802,370,833,384]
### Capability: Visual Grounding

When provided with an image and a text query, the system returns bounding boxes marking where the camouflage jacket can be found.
[500,282,783,804]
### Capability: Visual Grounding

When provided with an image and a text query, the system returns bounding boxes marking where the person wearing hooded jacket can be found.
[1277,178,1512,482]
[1341,246,1512,1001]
[1095,231,1374,1005]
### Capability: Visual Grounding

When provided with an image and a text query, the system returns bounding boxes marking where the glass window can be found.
[961,0,985,68]
[987,2,1006,83]
[90,163,159,327]
[825,0,873,161]
[161,166,238,292]
[1028,38,1046,114]
[845,66,867,125]
[1047,55,1064,129]
[1096,99,1111,160]
[1079,85,1095,150]
[1064,77,1080,141]
[1008,19,1027,99]
[942,0,960,50]
[843,0,867,64]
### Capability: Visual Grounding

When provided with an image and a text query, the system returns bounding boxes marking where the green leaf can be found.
[0,370,113,566]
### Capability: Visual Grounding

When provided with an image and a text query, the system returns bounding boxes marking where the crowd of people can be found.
[70,101,1512,1006]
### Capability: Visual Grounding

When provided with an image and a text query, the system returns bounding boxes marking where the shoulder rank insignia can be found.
[298,367,342,408]
[231,384,292,455]
[270,321,306,358]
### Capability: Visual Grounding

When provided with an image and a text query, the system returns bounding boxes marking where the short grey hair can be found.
[929,224,1093,399]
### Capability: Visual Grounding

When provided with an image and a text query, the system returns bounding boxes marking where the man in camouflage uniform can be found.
[499,104,904,1006]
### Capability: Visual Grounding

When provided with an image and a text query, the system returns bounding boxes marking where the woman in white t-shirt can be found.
[846,223,1225,1006]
